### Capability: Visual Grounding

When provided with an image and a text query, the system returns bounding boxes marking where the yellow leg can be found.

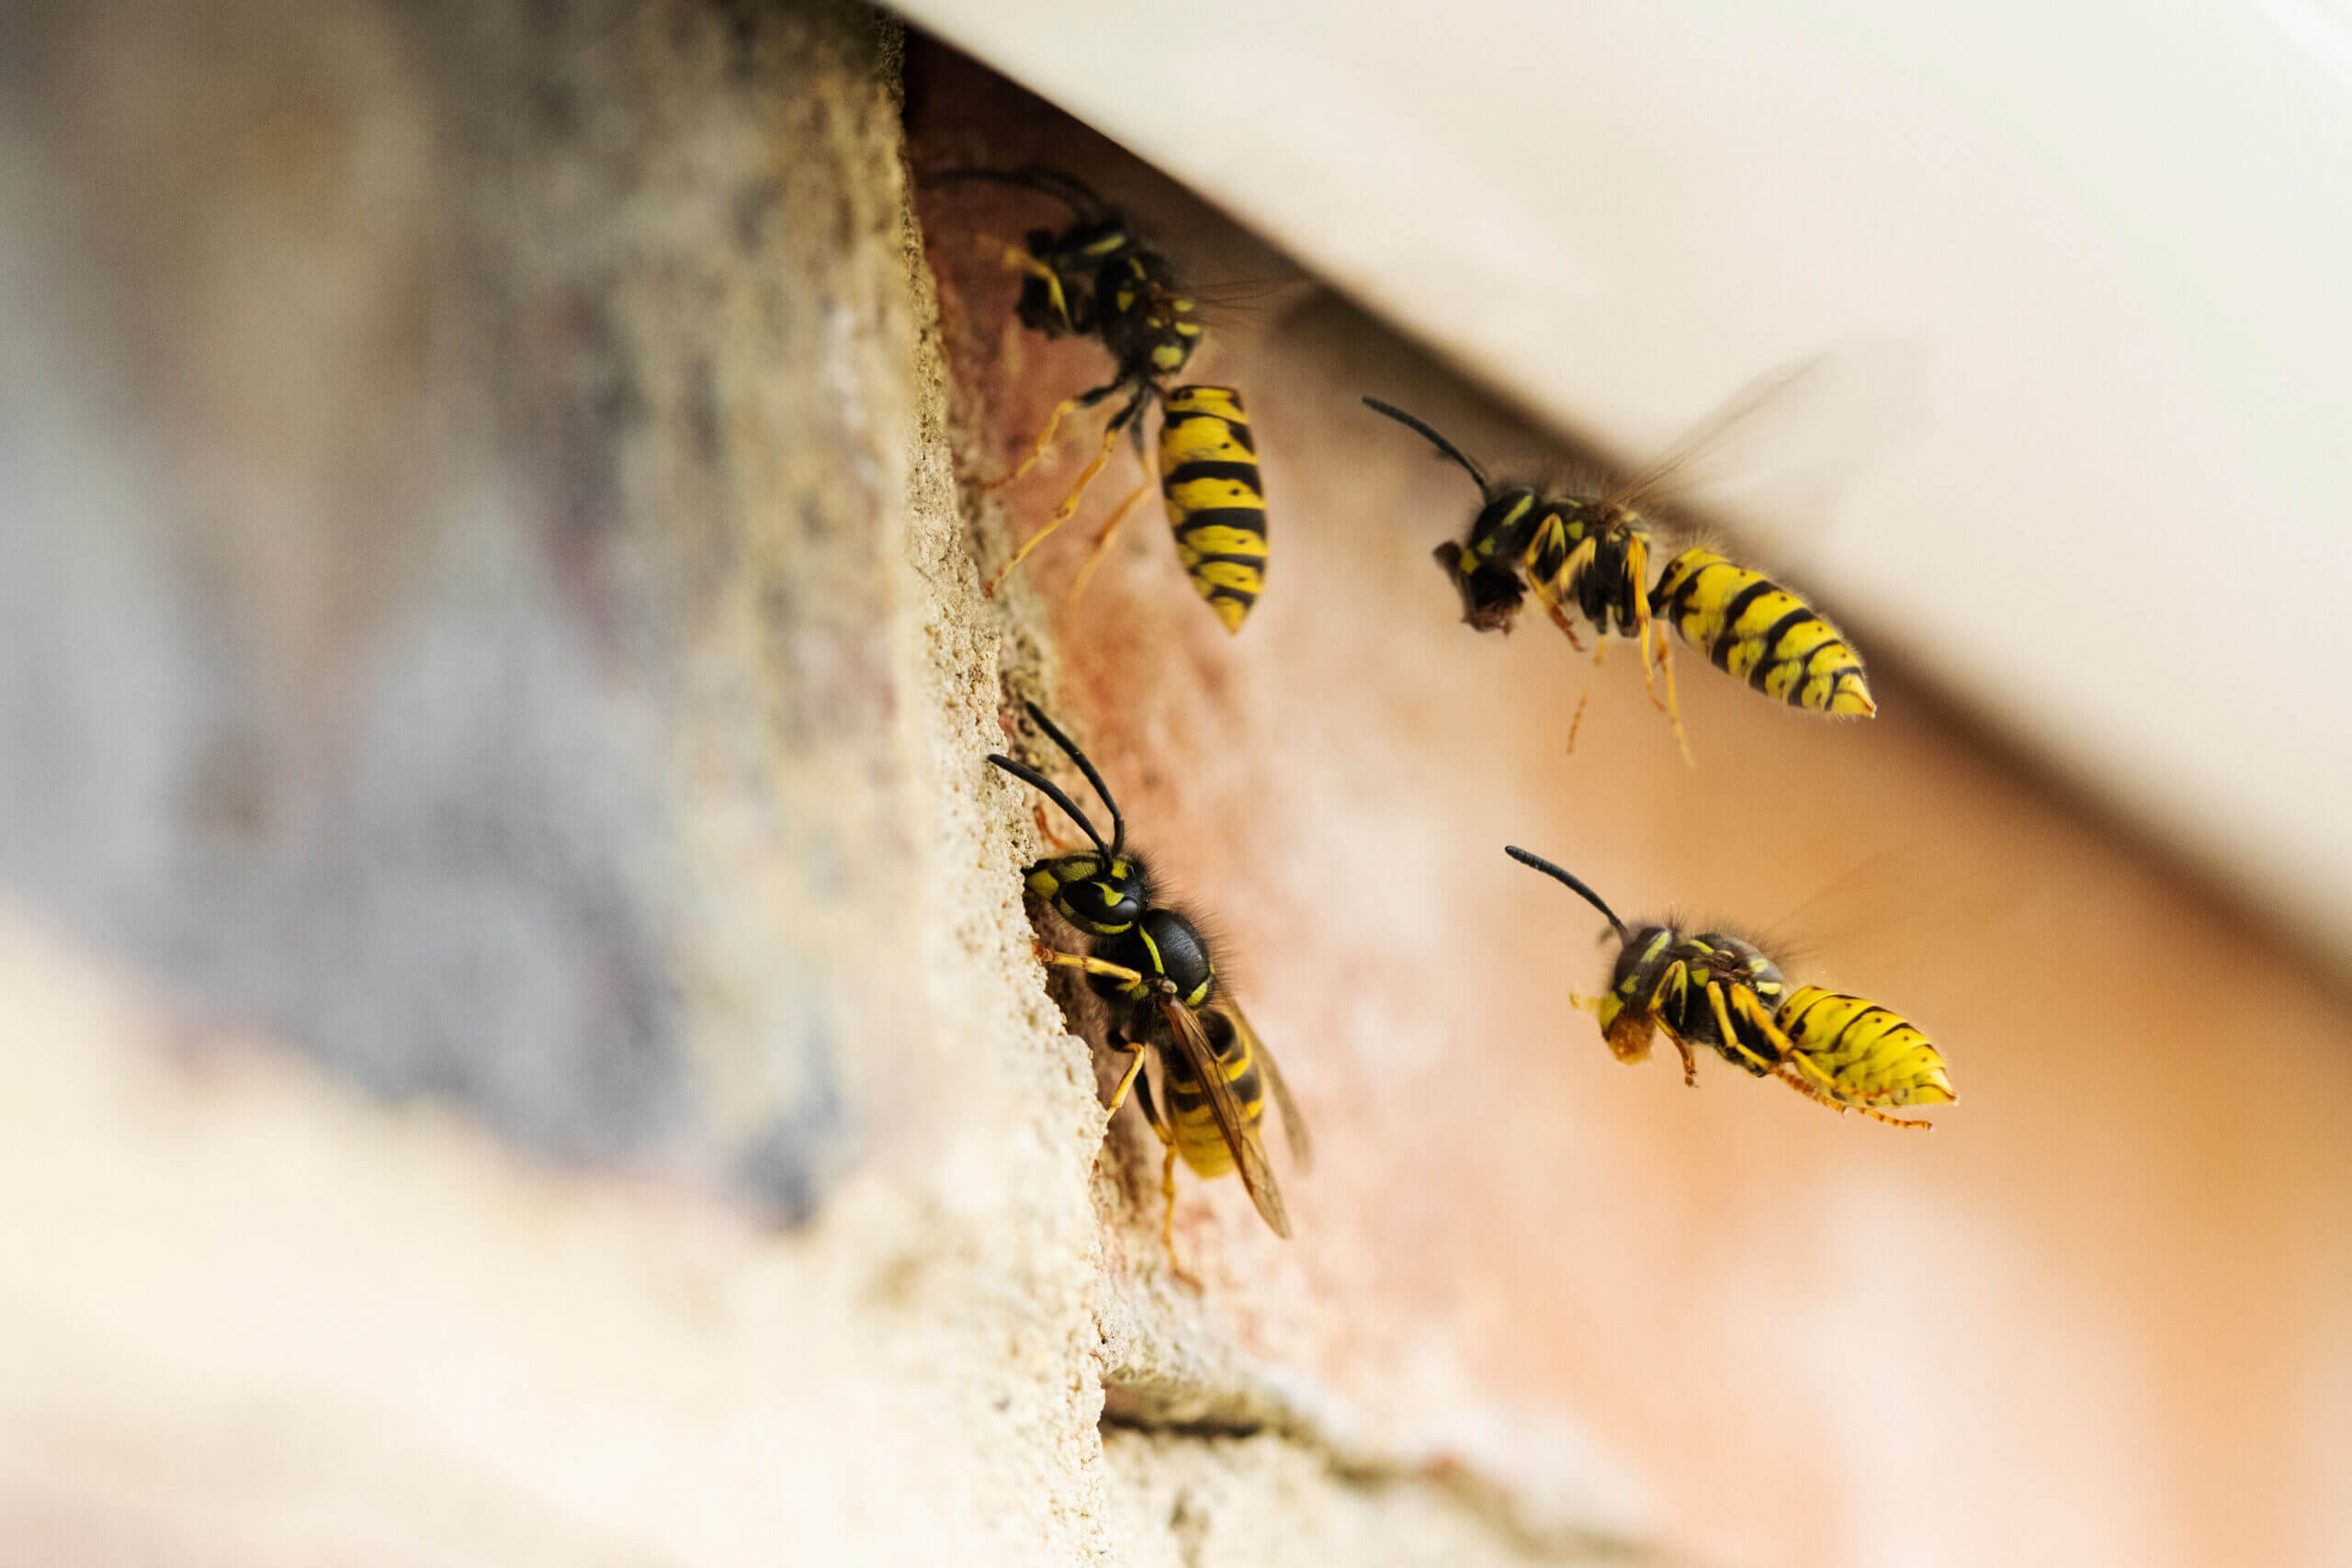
[988,392,1086,495]
[1066,475,1154,610]
[1542,596,1586,652]
[1035,942,1146,987]
[1033,801,1075,852]
[1105,1046,1149,1116]
[978,410,1099,602]
[987,394,1088,496]
[1706,982,1781,1076]
[1160,1143,1201,1291]
[983,414,1128,599]
[1046,413,1125,528]
[1643,963,1699,1086]
[1648,620,1694,767]
[1565,638,1609,753]
[1772,1063,1935,1129]
[1527,536,1595,652]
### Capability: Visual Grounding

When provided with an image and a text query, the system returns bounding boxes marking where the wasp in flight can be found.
[1504,845,1955,1127]
[1363,384,1873,762]
[930,166,1269,632]
[987,702,1307,1281]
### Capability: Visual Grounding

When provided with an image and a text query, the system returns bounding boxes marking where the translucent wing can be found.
[1604,358,1822,514]
[1222,1001,1311,1172]
[1158,998,1291,1239]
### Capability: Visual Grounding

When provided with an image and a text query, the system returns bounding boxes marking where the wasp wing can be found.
[1603,359,1821,514]
[1220,1001,1310,1172]
[1158,997,1291,1239]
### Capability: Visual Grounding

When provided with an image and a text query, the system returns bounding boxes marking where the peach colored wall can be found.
[912,41,2352,1568]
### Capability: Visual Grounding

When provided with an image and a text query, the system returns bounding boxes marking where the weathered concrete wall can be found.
[0,2,1643,1562]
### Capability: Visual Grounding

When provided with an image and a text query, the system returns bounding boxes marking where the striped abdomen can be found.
[1650,548,1875,716]
[1161,1006,1267,1177]
[1159,386,1268,633]
[1778,987,1956,1108]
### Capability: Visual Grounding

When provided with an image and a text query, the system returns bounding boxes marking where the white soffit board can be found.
[900,1,2352,964]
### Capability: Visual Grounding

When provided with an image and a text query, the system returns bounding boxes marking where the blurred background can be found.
[2,1,2348,1565]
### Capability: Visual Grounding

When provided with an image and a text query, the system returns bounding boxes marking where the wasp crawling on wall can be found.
[1363,383,1873,763]
[1504,845,1954,1127]
[929,166,1270,632]
[987,702,1307,1282]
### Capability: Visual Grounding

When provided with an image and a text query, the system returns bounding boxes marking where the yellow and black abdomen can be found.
[1158,387,1268,634]
[1650,548,1875,716]
[1151,1007,1267,1177]
[1778,986,1956,1108]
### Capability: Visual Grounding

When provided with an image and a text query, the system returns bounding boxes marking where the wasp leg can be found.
[1705,982,1782,1077]
[1645,962,1700,1086]
[1033,801,1077,852]
[980,411,1097,598]
[986,394,1085,497]
[1772,1060,1936,1129]
[976,232,1074,333]
[1105,1039,1149,1118]
[1565,638,1610,754]
[1530,575,1585,651]
[1038,390,1140,534]
[1525,534,1597,653]
[1159,1143,1202,1290]
[1066,475,1155,609]
[1034,942,1147,987]
[1648,621,1694,767]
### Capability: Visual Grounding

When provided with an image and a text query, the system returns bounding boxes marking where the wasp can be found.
[1504,845,1955,1127]
[986,702,1307,1280]
[1363,383,1873,761]
[929,166,1269,632]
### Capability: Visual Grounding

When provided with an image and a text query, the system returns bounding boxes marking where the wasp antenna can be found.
[925,165,1106,219]
[987,753,1110,855]
[1505,845,1631,940]
[1363,397,1489,492]
[1021,702,1125,855]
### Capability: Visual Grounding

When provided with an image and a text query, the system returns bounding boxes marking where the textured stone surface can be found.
[0,3,1644,1562]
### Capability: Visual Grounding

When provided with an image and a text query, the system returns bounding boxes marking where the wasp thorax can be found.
[1131,907,1216,1008]
[1687,933,1785,999]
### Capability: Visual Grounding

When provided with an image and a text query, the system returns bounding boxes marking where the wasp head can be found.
[1432,540,1527,632]
[1027,851,1148,938]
